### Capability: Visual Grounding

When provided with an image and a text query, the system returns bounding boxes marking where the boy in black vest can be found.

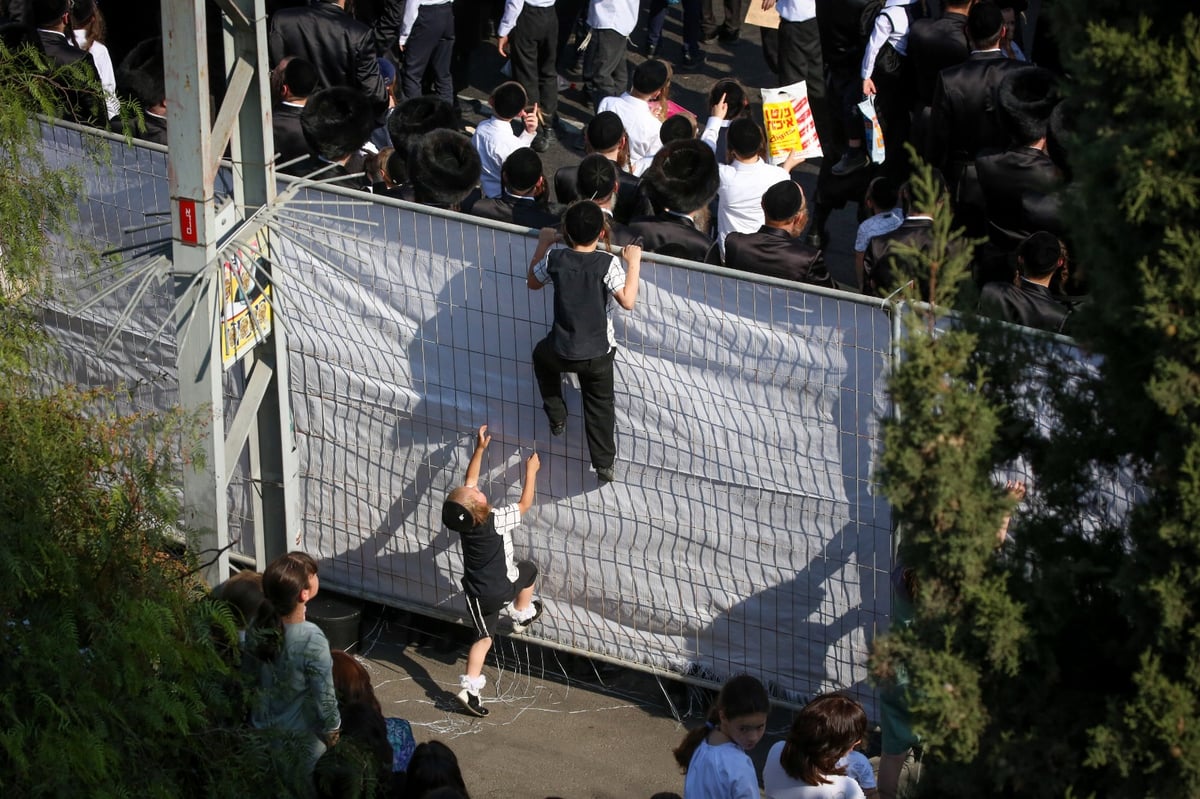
[527,202,642,483]
[442,425,542,717]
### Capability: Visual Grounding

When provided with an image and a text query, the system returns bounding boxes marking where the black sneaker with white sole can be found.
[511,599,544,634]
[456,689,489,717]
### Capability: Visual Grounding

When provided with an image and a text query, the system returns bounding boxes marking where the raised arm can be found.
[465,424,491,486]
[612,243,642,310]
[527,227,559,289]
[517,452,540,515]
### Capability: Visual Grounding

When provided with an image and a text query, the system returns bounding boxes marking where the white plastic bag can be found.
[761,80,823,164]
[858,95,886,164]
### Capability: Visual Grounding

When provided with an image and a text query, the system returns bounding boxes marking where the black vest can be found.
[548,249,613,361]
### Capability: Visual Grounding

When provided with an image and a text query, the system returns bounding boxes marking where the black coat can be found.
[976,146,1064,252]
[467,195,564,230]
[906,11,970,108]
[979,279,1081,334]
[268,1,387,113]
[926,50,1024,171]
[814,0,872,70]
[554,161,643,225]
[124,112,168,146]
[37,29,104,125]
[723,226,834,287]
[863,216,942,298]
[272,103,310,163]
[628,213,720,265]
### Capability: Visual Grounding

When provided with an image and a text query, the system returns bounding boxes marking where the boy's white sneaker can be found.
[510,599,544,634]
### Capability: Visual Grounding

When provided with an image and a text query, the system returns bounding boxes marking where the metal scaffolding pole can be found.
[164,0,296,586]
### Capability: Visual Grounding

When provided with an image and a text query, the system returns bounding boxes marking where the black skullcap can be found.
[576,154,618,201]
[116,37,166,108]
[301,87,376,161]
[32,0,68,26]
[658,113,695,146]
[726,117,764,159]
[762,180,804,222]
[996,66,1059,145]
[707,79,746,120]
[631,59,670,95]
[442,500,476,533]
[388,95,457,151]
[502,147,543,193]
[563,201,605,247]
[586,111,625,151]
[282,58,319,98]
[1018,231,1063,277]
[491,81,528,120]
[967,1,1004,45]
[409,130,481,206]
[643,139,719,214]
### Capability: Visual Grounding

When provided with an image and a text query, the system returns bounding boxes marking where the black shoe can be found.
[831,150,869,176]
[511,599,544,634]
[718,27,740,44]
[595,466,615,483]
[700,29,719,44]
[643,39,661,58]
[680,50,706,70]
[531,127,555,153]
[550,420,565,436]
[456,689,489,717]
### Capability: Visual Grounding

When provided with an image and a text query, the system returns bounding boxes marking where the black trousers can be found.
[402,2,455,106]
[584,27,628,110]
[510,5,559,120]
[777,17,832,155]
[702,0,746,36]
[532,338,617,470]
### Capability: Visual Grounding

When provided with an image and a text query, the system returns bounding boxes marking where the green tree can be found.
[870,4,1200,797]
[0,38,304,799]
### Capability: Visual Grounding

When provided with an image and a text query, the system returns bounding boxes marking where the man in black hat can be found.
[978,231,1081,334]
[554,111,640,223]
[906,0,973,114]
[384,94,458,186]
[629,139,721,264]
[271,57,319,164]
[268,0,388,117]
[31,0,102,124]
[407,129,482,210]
[926,1,1025,237]
[116,38,166,143]
[469,147,563,228]
[976,66,1064,255]
[723,179,834,287]
[280,86,377,189]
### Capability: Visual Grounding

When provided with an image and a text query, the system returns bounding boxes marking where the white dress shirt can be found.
[598,93,662,169]
[773,0,816,23]
[716,158,792,254]
[587,0,640,37]
[498,0,556,38]
[473,116,536,198]
[399,0,453,46]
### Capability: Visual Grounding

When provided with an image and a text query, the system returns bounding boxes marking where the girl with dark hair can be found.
[762,693,871,799]
[672,674,770,798]
[247,551,341,779]
[398,740,471,798]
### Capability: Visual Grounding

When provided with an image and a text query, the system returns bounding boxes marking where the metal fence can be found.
[38,123,896,715]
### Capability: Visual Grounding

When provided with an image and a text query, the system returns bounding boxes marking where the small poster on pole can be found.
[220,227,272,370]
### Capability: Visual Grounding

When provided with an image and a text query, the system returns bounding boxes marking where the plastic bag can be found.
[761,80,823,164]
[858,95,886,164]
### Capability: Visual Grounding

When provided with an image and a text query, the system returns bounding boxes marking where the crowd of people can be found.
[2,0,1081,335]
[215,551,888,799]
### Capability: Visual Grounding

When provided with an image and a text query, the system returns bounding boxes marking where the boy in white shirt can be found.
[472,81,538,198]
[597,59,671,173]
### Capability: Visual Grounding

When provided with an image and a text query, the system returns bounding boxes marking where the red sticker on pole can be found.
[179,199,199,245]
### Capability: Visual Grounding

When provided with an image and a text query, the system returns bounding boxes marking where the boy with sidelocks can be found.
[441,425,542,717]
[528,201,642,483]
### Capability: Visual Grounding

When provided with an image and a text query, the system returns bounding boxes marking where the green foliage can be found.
[871,4,1200,797]
[0,37,319,799]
